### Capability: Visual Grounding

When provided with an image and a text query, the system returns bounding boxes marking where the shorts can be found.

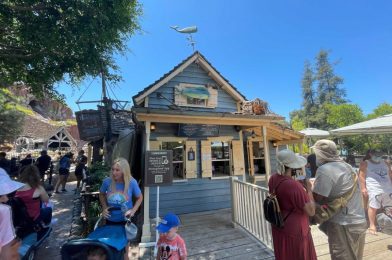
[75,165,85,176]
[369,192,391,209]
[59,168,69,176]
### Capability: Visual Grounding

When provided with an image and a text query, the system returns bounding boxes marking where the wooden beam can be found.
[263,126,271,182]
[275,139,305,145]
[135,113,274,126]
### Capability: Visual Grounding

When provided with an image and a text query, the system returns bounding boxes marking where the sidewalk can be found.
[35,181,77,259]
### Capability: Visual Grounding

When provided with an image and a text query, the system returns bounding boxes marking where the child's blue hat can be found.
[157,213,180,233]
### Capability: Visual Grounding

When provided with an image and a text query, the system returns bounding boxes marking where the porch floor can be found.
[140,209,274,259]
[139,209,392,259]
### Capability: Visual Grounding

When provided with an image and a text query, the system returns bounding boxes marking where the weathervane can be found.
[170,25,198,51]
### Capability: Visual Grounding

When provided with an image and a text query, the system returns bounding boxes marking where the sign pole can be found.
[154,185,160,257]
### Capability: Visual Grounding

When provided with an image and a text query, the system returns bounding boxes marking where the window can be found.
[187,97,207,106]
[161,141,185,179]
[211,141,230,177]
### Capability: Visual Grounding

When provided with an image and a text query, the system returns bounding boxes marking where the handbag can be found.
[125,220,138,240]
[311,165,358,225]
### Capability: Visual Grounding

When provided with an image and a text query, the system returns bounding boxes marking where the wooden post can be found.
[87,144,92,167]
[262,126,271,181]
[141,121,151,243]
[230,176,238,228]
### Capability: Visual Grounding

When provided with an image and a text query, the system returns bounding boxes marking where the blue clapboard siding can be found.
[149,178,233,217]
[147,63,239,113]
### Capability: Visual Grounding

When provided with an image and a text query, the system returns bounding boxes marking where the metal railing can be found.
[230,177,273,249]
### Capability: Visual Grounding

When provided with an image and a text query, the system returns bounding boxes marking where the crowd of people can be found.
[269,140,392,260]
[2,141,392,259]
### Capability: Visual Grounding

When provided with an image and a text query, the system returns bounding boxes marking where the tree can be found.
[0,0,142,97]
[326,103,364,128]
[291,49,346,129]
[366,102,392,119]
[0,89,25,145]
[366,103,392,155]
[315,50,346,105]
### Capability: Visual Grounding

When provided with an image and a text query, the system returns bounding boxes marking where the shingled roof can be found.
[132,51,247,105]
[22,116,59,140]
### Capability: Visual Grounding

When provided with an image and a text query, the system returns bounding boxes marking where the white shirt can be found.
[0,204,16,253]
[366,160,392,195]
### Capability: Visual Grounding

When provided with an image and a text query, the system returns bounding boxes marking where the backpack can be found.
[263,179,292,228]
[6,196,42,238]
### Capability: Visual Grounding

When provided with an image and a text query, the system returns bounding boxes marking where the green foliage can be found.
[10,104,35,116]
[87,162,110,192]
[290,112,306,131]
[0,89,25,144]
[367,103,392,119]
[326,103,364,128]
[86,200,102,235]
[0,0,142,97]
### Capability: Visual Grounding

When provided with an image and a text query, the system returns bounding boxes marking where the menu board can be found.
[75,110,104,141]
[145,150,173,186]
[178,124,220,137]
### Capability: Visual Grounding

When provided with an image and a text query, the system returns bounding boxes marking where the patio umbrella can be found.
[299,128,330,138]
[299,128,330,147]
[330,114,392,136]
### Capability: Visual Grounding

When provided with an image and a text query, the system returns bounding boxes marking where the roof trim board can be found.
[133,52,246,105]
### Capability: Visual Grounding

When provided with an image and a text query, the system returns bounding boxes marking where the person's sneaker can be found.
[61,189,67,192]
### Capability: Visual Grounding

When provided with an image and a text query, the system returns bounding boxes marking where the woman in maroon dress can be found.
[268,149,317,260]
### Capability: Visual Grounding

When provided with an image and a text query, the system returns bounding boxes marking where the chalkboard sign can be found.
[178,124,220,137]
[75,110,104,141]
[145,150,173,186]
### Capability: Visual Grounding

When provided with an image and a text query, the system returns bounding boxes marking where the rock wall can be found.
[10,86,74,120]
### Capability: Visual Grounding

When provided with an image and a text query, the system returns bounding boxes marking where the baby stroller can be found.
[7,196,52,260]
[376,192,392,235]
[61,207,138,260]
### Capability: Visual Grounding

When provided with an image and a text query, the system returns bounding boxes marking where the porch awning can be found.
[182,87,210,99]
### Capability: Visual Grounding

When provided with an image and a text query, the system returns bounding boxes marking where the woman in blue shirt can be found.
[97,158,143,260]
[99,157,143,224]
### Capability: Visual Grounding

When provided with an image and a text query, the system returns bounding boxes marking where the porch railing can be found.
[230,177,273,250]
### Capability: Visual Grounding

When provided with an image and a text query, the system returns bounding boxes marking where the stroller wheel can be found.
[26,249,35,260]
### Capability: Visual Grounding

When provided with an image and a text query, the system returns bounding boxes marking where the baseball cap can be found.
[156,213,180,233]
[0,168,25,195]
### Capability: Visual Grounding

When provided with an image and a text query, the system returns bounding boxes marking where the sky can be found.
[57,0,392,121]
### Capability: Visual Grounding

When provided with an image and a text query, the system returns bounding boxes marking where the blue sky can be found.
[57,0,392,121]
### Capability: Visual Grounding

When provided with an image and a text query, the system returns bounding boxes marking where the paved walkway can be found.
[35,181,77,259]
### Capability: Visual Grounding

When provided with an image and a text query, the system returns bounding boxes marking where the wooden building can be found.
[132,52,304,241]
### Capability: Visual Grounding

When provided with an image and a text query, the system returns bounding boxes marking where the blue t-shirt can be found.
[100,177,142,222]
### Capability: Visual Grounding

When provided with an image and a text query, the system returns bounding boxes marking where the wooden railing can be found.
[230,177,273,249]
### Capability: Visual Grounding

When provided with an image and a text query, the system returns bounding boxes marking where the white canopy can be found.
[330,114,392,136]
[299,128,330,138]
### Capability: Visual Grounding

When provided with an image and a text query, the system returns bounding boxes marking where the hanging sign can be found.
[75,110,104,141]
[145,150,173,186]
[178,124,220,137]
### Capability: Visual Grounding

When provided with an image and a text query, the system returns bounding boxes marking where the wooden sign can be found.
[75,110,104,141]
[145,150,173,186]
[178,124,219,137]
